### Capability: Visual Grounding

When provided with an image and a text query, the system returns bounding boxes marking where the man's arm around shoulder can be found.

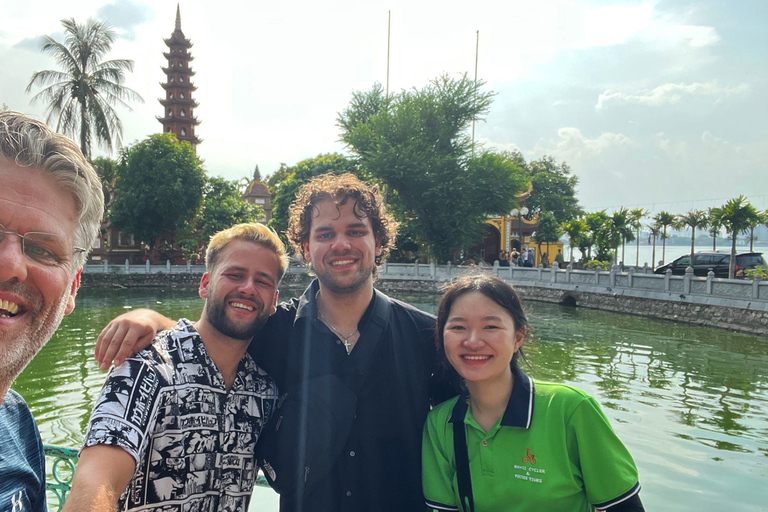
[62,445,135,512]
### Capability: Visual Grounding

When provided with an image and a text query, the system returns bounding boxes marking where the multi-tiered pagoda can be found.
[158,5,201,151]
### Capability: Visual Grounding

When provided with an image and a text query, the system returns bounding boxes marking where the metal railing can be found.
[43,444,270,510]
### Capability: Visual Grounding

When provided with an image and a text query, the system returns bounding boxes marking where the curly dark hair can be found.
[286,173,398,265]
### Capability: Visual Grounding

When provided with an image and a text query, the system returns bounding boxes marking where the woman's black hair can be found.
[435,274,529,392]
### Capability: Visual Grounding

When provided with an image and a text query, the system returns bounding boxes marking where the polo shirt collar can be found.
[448,366,535,429]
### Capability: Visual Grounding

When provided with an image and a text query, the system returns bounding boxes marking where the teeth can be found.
[331,260,354,266]
[464,355,490,361]
[0,299,20,315]
[230,302,254,311]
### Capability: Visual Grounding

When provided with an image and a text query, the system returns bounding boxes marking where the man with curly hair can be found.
[97,173,446,512]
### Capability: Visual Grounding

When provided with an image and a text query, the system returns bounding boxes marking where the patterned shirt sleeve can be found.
[83,350,165,467]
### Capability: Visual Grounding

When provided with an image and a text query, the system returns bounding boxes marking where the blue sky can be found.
[1,0,766,216]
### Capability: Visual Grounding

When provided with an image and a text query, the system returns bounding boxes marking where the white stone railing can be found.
[83,260,766,304]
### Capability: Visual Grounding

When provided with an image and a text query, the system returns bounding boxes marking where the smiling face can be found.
[443,291,526,387]
[0,159,81,394]
[200,240,280,341]
[303,197,382,296]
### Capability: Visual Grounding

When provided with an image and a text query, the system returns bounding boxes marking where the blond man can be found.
[64,224,287,512]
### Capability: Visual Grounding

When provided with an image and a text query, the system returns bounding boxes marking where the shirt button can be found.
[346,491,352,497]
[349,451,356,457]
[336,339,341,345]
[482,440,489,447]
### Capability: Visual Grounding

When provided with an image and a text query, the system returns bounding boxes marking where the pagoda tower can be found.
[158,5,201,151]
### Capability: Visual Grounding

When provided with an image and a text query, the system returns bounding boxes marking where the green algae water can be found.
[13,287,768,511]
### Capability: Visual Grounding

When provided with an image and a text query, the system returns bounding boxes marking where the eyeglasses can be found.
[0,223,85,268]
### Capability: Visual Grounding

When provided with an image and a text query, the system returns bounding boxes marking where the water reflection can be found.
[14,287,768,511]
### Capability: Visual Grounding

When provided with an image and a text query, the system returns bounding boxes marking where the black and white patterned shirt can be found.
[84,319,277,512]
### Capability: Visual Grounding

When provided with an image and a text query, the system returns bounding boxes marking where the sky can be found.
[1,0,766,216]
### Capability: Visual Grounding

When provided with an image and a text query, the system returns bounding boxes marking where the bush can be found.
[742,265,768,279]
[584,260,610,270]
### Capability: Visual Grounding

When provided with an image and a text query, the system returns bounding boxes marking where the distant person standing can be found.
[527,248,536,267]
[510,249,520,267]
[555,249,565,267]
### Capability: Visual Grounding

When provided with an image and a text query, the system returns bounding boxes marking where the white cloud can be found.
[596,82,750,110]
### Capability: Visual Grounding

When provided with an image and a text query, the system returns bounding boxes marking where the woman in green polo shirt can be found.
[422,275,645,512]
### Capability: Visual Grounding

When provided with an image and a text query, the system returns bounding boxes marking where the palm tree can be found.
[653,211,676,264]
[561,218,588,263]
[26,18,142,158]
[710,196,761,278]
[648,224,661,270]
[745,210,768,251]
[675,209,708,261]
[606,208,635,265]
[627,208,648,267]
[707,207,723,250]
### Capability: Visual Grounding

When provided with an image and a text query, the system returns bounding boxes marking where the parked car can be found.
[653,251,766,278]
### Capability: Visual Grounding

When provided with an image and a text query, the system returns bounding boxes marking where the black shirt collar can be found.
[448,366,535,429]
[295,279,379,330]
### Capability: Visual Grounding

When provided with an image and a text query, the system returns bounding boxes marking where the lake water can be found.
[12,286,768,511]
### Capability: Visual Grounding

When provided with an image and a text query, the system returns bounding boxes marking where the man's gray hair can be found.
[0,111,104,269]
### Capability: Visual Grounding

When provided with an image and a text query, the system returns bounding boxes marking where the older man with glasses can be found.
[0,111,104,511]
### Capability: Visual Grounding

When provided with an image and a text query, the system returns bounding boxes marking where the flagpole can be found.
[472,30,479,154]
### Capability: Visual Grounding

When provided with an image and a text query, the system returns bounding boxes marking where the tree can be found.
[711,196,761,278]
[265,163,292,196]
[91,156,119,210]
[509,152,582,224]
[648,224,661,270]
[675,209,708,262]
[176,176,263,263]
[533,211,561,265]
[561,218,588,262]
[110,133,206,261]
[268,153,360,245]
[653,211,676,264]
[26,18,142,159]
[707,207,723,250]
[583,211,611,261]
[338,75,527,262]
[627,208,648,267]
[745,209,768,251]
[609,207,635,265]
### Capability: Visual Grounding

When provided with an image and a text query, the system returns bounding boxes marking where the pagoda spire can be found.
[157,5,201,151]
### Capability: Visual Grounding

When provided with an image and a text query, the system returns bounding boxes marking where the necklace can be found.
[317,309,359,355]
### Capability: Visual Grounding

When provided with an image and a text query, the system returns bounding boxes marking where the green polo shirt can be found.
[422,368,640,512]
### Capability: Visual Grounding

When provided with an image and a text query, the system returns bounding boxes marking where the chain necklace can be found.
[317,309,359,355]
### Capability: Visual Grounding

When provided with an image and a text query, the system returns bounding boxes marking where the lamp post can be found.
[510,206,529,252]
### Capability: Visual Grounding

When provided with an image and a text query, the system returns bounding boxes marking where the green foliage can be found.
[510,152,582,224]
[338,74,527,262]
[174,177,262,263]
[268,153,360,244]
[1,103,9,112]
[627,208,648,267]
[199,177,263,241]
[711,196,761,278]
[653,211,675,264]
[110,133,206,256]
[265,163,293,195]
[675,209,708,259]
[26,18,142,158]
[584,259,610,270]
[561,218,589,261]
[742,266,768,279]
[90,156,119,209]
[583,211,610,260]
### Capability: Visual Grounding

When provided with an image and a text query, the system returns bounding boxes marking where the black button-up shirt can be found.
[250,280,448,512]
